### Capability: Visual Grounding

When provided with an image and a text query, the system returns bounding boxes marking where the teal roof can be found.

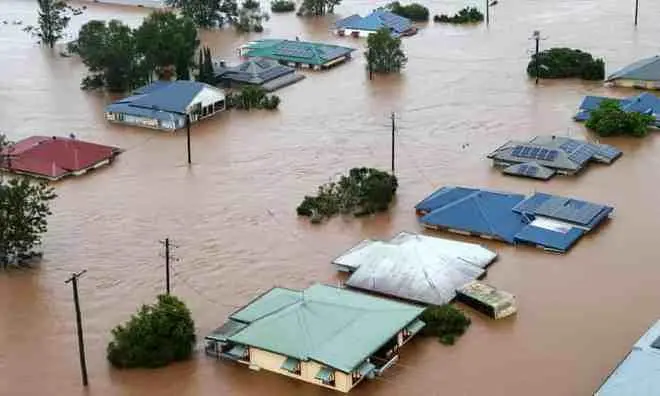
[241,39,355,66]
[225,283,424,373]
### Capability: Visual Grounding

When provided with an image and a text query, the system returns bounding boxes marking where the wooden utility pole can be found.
[65,270,89,387]
[185,115,192,165]
[486,0,489,25]
[530,30,545,85]
[391,112,396,174]
[634,0,639,26]
[159,238,177,295]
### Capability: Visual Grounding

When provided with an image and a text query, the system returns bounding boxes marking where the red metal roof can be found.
[1,136,121,180]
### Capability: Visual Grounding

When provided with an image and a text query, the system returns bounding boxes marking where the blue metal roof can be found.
[606,55,660,82]
[513,225,585,252]
[334,9,414,35]
[418,187,527,243]
[512,192,613,229]
[127,80,210,113]
[575,93,660,126]
[416,187,612,253]
[596,319,660,395]
[105,101,185,124]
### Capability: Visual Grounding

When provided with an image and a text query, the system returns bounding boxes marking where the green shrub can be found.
[585,99,655,137]
[271,0,295,12]
[420,305,471,345]
[386,1,429,21]
[107,294,196,369]
[434,7,483,23]
[226,86,280,110]
[527,47,605,80]
[297,167,398,223]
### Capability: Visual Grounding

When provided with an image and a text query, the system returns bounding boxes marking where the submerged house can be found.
[238,39,355,70]
[205,283,425,393]
[333,9,417,38]
[105,81,226,131]
[605,55,660,90]
[575,92,660,127]
[487,135,622,180]
[213,57,305,92]
[333,231,497,306]
[88,0,165,7]
[0,135,121,181]
[456,281,517,320]
[415,186,613,253]
[596,319,660,395]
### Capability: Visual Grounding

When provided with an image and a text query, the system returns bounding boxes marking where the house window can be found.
[214,100,224,111]
[280,357,301,375]
[351,31,359,38]
[315,366,335,387]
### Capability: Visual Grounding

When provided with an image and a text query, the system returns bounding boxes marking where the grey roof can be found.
[596,319,660,395]
[502,162,556,180]
[211,283,424,373]
[488,135,622,174]
[213,57,301,86]
[606,55,660,82]
[336,232,497,305]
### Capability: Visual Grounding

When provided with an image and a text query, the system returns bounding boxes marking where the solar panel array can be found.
[567,144,597,164]
[559,139,581,153]
[320,45,352,61]
[274,44,315,59]
[595,144,623,160]
[511,145,559,162]
[535,197,605,226]
[516,164,539,177]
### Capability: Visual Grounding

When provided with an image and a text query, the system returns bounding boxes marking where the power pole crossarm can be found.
[65,270,89,387]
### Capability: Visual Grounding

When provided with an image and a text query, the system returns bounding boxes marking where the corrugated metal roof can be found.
[223,283,424,373]
[606,55,660,82]
[502,162,556,180]
[0,136,121,180]
[127,81,213,113]
[596,319,660,395]
[241,39,355,66]
[337,232,497,305]
[214,57,298,86]
[417,187,527,243]
[416,187,612,253]
[334,9,415,35]
[575,93,660,126]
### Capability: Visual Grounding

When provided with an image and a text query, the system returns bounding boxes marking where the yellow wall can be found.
[614,79,660,90]
[248,347,353,393]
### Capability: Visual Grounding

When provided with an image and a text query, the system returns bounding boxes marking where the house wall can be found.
[86,0,165,8]
[613,79,660,90]
[335,28,373,38]
[104,112,179,131]
[248,347,352,393]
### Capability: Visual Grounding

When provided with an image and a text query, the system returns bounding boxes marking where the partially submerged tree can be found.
[107,294,196,368]
[1,135,57,269]
[297,0,341,16]
[434,7,484,23]
[69,20,148,92]
[24,0,80,48]
[271,0,295,12]
[297,167,398,223]
[235,0,269,32]
[527,48,605,81]
[420,305,471,345]
[366,28,407,73]
[226,86,280,110]
[196,46,215,84]
[135,12,199,80]
[585,99,655,138]
[386,1,429,21]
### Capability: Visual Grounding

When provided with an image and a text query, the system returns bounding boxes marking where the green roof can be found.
[225,283,424,373]
[240,39,355,66]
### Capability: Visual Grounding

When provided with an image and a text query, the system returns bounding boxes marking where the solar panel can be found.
[546,150,558,161]
[512,146,523,156]
[518,165,528,173]
[521,147,531,157]
[559,140,581,153]
[525,167,538,177]
[529,147,540,157]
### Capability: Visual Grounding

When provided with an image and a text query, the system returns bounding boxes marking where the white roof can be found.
[334,232,497,305]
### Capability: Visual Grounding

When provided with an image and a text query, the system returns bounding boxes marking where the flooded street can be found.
[2,0,660,394]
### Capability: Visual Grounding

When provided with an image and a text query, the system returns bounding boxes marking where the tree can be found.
[434,7,484,23]
[107,294,196,368]
[420,305,471,345]
[527,48,605,80]
[271,0,295,12]
[196,46,215,84]
[1,136,57,268]
[297,0,341,16]
[366,28,407,74]
[235,0,269,33]
[69,20,147,92]
[225,86,281,110]
[386,1,429,21]
[585,100,655,138]
[297,167,398,223]
[24,0,77,48]
[135,11,199,80]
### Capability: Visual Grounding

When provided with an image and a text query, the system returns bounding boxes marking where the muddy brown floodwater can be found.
[2,0,660,395]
